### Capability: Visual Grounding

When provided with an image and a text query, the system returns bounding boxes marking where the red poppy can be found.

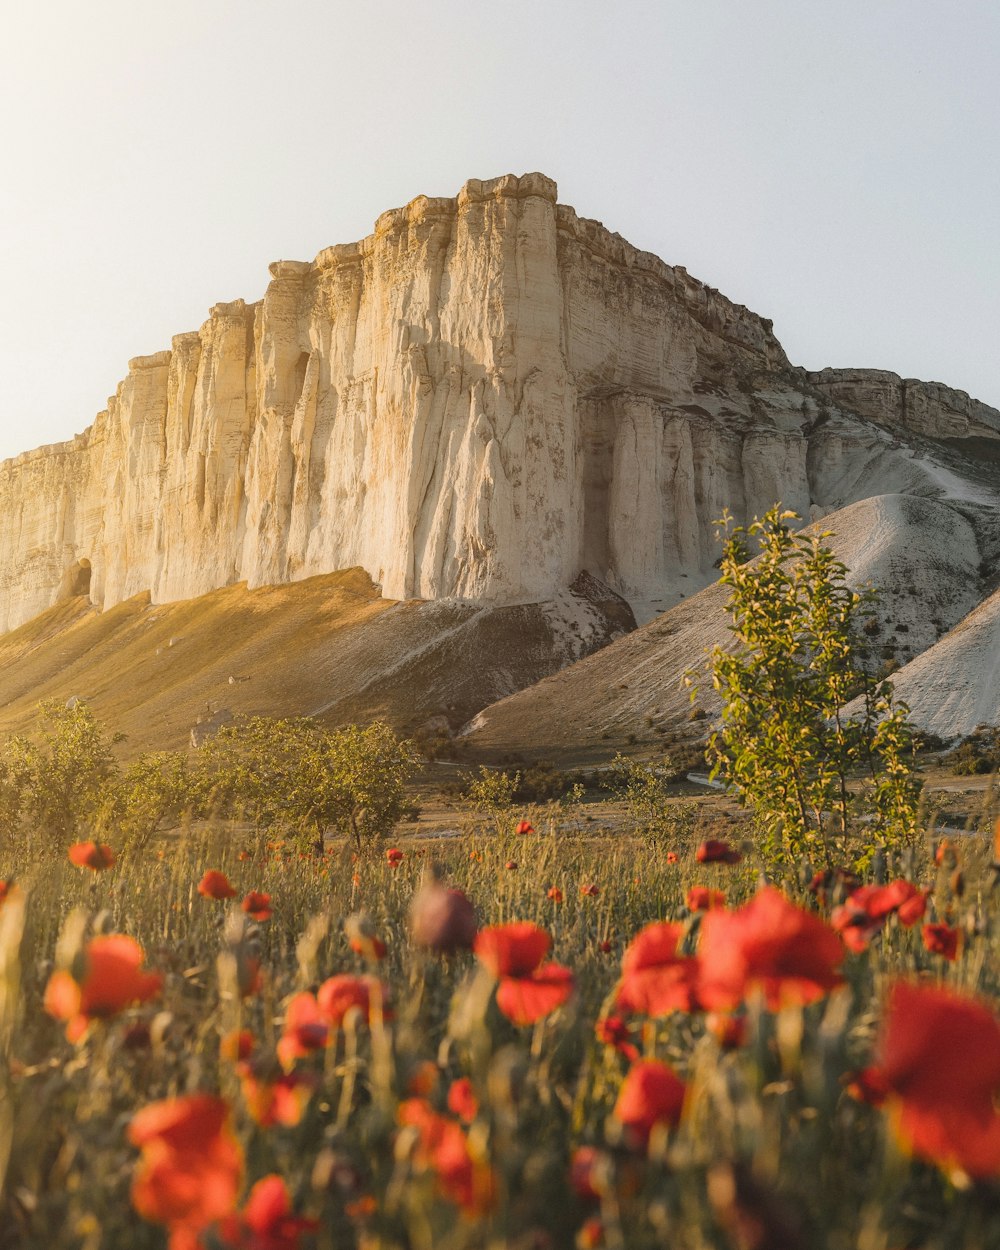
[129,1095,226,1155]
[613,1060,687,1150]
[496,963,574,1026]
[475,923,551,977]
[474,923,574,1025]
[580,883,600,897]
[241,891,273,922]
[505,860,518,871]
[666,851,679,865]
[698,887,843,1011]
[238,1065,316,1128]
[317,974,387,1028]
[409,883,478,953]
[598,939,614,954]
[277,992,330,1068]
[45,935,162,1042]
[870,981,1000,1179]
[934,839,958,869]
[129,1095,242,1240]
[686,886,726,912]
[921,923,961,961]
[896,890,928,927]
[695,839,742,865]
[213,1175,318,1249]
[398,1099,496,1215]
[68,841,115,871]
[831,880,926,952]
[515,820,534,835]
[547,886,564,903]
[616,922,702,1016]
[386,848,404,867]
[0,879,13,906]
[197,870,236,900]
[447,1077,479,1123]
[595,1015,640,1062]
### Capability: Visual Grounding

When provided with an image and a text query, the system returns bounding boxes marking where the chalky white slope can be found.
[461,492,1000,756]
[889,585,1000,738]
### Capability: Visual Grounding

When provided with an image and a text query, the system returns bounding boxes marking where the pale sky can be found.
[1,1,997,463]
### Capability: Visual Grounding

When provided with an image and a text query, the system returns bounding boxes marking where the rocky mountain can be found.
[2,172,997,636]
[0,172,996,744]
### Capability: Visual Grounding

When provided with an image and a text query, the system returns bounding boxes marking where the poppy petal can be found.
[495,963,574,1025]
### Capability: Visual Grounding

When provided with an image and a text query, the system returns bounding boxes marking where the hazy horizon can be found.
[1,0,997,463]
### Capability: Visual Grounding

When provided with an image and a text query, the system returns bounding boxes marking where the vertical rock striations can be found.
[0,172,996,634]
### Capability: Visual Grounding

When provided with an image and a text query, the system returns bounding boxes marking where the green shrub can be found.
[695,506,920,867]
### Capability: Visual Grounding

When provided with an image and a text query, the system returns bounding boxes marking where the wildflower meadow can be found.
[0,807,998,1250]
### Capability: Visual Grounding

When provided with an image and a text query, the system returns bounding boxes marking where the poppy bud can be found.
[409,883,478,953]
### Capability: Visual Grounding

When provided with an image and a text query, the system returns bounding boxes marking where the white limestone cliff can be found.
[0,172,996,634]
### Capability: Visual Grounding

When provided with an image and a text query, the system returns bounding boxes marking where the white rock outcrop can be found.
[0,172,997,634]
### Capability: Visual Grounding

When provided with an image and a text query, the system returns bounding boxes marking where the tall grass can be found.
[0,815,997,1250]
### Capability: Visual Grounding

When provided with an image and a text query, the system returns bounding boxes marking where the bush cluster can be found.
[0,703,415,856]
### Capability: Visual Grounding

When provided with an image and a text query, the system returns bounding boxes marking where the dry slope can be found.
[0,569,633,755]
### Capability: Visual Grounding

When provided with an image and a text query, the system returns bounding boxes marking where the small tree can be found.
[316,721,416,851]
[462,766,520,836]
[200,716,415,851]
[609,753,675,840]
[700,506,920,867]
[104,751,199,853]
[4,700,123,851]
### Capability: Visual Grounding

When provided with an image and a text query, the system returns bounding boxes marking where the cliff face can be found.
[0,172,996,634]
